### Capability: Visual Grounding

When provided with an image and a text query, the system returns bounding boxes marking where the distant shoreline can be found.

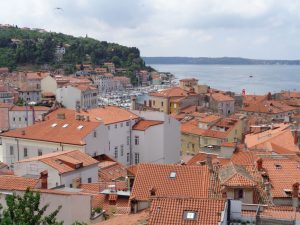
[143,57,300,65]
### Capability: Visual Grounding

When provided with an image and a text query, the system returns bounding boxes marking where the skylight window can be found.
[51,123,57,128]
[274,164,282,169]
[183,211,197,220]
[170,171,177,178]
[62,124,69,128]
[77,125,84,130]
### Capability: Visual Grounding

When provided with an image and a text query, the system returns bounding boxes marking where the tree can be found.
[0,188,62,225]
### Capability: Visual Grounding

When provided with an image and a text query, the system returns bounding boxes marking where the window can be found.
[25,117,27,121]
[120,145,124,156]
[38,149,42,156]
[10,146,14,155]
[126,121,129,126]
[135,153,139,164]
[170,171,176,178]
[70,184,73,188]
[93,131,97,137]
[109,141,111,151]
[108,125,110,130]
[13,117,15,121]
[234,189,244,199]
[153,100,155,106]
[121,122,123,127]
[88,178,92,183]
[183,211,197,220]
[127,136,130,145]
[114,147,118,159]
[24,148,28,157]
[161,102,163,107]
[127,153,130,163]
[135,136,139,145]
[115,124,117,129]
[19,117,21,122]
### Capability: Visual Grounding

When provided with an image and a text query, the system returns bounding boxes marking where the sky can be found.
[1,0,300,59]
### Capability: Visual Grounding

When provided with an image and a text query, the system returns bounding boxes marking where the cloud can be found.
[1,0,300,59]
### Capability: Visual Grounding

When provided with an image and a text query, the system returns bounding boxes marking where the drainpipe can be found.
[129,117,133,165]
[16,138,20,161]
[227,199,231,225]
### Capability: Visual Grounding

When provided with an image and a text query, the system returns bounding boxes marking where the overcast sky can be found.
[1,0,300,59]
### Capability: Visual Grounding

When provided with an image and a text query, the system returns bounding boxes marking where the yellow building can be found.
[180,114,244,156]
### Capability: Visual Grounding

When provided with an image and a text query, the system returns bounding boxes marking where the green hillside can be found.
[0,26,150,82]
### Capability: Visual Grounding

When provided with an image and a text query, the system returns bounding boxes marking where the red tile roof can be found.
[132,120,163,131]
[149,197,226,225]
[17,150,99,174]
[150,87,189,98]
[241,100,296,114]
[0,108,101,145]
[211,93,234,102]
[76,106,139,125]
[261,158,300,198]
[99,161,127,182]
[130,163,221,201]
[0,175,39,191]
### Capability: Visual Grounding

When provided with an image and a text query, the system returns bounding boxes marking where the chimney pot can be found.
[206,154,213,173]
[257,158,263,171]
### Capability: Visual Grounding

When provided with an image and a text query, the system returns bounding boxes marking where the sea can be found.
[149,64,300,95]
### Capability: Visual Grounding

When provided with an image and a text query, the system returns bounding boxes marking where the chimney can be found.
[56,113,65,120]
[40,170,48,189]
[206,154,213,173]
[149,186,156,197]
[131,96,137,111]
[292,182,299,208]
[256,158,263,171]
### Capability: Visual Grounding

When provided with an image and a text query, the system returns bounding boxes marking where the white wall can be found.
[131,110,181,164]
[9,110,48,129]
[41,76,57,94]
[56,86,81,109]
[0,137,84,167]
[0,190,92,225]
[105,119,137,165]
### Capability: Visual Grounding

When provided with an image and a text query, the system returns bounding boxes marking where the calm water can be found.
[149,64,300,95]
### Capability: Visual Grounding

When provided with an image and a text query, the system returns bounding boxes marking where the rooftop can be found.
[0,108,101,145]
[17,150,99,174]
[148,197,226,225]
[0,175,39,191]
[132,120,164,131]
[130,163,221,201]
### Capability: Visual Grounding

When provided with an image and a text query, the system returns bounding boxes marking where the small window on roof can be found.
[274,163,282,169]
[77,125,84,130]
[170,171,176,178]
[183,211,197,220]
[62,124,69,128]
[51,123,57,128]
[284,189,292,197]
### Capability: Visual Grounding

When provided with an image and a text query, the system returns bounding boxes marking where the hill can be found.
[143,56,300,65]
[0,26,150,78]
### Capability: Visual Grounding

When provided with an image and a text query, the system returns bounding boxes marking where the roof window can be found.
[77,125,84,130]
[62,124,69,128]
[274,163,282,169]
[170,171,177,178]
[183,211,197,220]
[51,123,57,128]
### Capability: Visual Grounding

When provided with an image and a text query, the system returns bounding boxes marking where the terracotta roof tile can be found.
[261,158,300,198]
[0,175,39,191]
[130,163,221,201]
[150,87,189,98]
[149,197,226,225]
[76,106,139,125]
[241,100,296,114]
[17,150,98,174]
[211,93,234,102]
[132,120,163,131]
[0,108,101,145]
